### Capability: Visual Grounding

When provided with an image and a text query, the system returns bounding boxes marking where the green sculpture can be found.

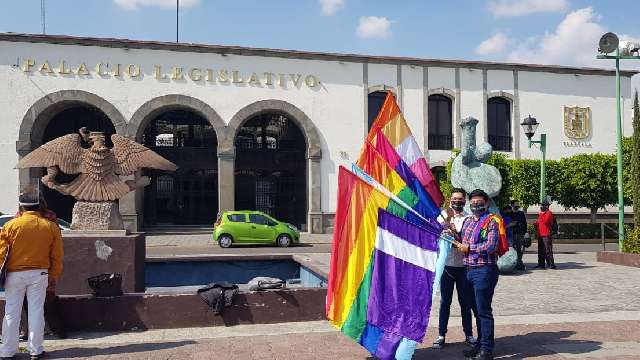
[451,116,502,212]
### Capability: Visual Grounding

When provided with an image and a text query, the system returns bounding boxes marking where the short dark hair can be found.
[510,199,519,205]
[19,204,40,212]
[450,188,467,197]
[469,189,489,202]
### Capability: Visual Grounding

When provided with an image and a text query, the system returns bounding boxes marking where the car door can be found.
[248,213,277,243]
[225,213,251,242]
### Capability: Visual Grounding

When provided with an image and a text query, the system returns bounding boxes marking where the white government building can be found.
[0,33,636,233]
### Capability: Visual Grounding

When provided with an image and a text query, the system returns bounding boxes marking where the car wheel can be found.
[218,235,233,248]
[276,234,291,248]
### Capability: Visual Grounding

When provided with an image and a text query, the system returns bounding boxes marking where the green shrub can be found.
[623,226,640,254]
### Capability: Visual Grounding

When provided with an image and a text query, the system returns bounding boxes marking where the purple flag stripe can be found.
[377,209,439,252]
[367,249,434,342]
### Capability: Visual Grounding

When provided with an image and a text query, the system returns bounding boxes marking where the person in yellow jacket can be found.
[0,192,63,360]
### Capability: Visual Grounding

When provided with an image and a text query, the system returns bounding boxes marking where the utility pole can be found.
[41,0,46,34]
[176,0,179,43]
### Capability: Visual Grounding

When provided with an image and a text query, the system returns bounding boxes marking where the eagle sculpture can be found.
[17,128,177,230]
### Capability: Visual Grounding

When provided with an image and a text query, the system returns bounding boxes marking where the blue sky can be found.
[2,0,639,89]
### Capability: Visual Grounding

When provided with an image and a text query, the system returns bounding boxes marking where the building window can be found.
[368,91,387,131]
[428,95,453,150]
[487,97,512,152]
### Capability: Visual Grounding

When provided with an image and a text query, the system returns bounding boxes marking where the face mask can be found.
[451,201,465,211]
[470,203,487,215]
[513,206,519,211]
[541,206,549,211]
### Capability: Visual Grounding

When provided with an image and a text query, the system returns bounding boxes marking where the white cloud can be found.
[319,0,344,16]
[356,16,392,39]
[114,0,200,11]
[488,0,568,17]
[506,7,606,67]
[476,32,509,55]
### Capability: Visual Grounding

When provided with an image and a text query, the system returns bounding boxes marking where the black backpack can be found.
[551,217,559,236]
[197,281,239,315]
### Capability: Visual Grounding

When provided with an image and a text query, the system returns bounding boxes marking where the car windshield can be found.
[0,217,12,228]
[58,219,71,229]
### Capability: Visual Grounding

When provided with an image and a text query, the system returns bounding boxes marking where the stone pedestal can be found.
[71,201,124,230]
[58,231,146,295]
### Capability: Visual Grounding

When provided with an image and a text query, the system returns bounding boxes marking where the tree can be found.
[554,153,617,223]
[486,152,512,209]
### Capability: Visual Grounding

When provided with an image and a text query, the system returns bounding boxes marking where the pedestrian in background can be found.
[510,200,528,270]
[534,200,556,269]
[0,190,64,360]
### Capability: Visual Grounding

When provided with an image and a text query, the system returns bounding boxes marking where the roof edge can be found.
[0,32,637,77]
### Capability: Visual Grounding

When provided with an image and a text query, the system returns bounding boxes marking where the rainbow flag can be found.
[356,141,440,222]
[367,92,444,207]
[327,166,441,359]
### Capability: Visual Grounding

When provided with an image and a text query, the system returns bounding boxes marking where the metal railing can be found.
[601,223,621,251]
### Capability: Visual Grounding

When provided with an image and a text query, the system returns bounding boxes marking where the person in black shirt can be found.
[510,200,528,270]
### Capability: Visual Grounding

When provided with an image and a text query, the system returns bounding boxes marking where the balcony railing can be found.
[428,134,453,150]
[488,135,513,152]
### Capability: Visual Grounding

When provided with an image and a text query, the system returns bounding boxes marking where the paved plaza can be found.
[20,251,640,359]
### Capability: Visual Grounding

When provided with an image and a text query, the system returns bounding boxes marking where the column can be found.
[308,155,322,234]
[218,151,235,213]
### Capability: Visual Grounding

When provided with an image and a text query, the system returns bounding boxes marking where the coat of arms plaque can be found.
[563,106,591,139]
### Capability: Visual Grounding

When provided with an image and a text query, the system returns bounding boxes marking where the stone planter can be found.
[597,251,640,268]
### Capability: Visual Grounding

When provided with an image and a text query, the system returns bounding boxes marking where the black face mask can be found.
[541,206,549,211]
[470,203,487,215]
[451,201,465,212]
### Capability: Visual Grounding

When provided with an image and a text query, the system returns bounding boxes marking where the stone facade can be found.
[0,33,637,233]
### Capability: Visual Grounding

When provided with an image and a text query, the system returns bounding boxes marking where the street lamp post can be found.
[521,115,547,203]
[597,32,640,251]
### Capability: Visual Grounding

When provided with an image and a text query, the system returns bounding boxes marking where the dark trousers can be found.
[467,265,499,353]
[537,236,555,267]
[513,233,525,269]
[438,266,474,337]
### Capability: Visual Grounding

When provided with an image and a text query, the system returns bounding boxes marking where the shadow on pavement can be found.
[46,340,197,358]
[553,262,595,270]
[410,330,602,359]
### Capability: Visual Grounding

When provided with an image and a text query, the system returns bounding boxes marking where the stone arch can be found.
[225,100,322,159]
[367,84,397,95]
[126,95,226,229]
[226,100,323,233]
[127,94,227,146]
[16,90,126,223]
[428,87,456,100]
[487,91,515,102]
[17,90,126,155]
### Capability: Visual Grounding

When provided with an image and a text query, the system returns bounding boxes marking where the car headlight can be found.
[286,224,298,232]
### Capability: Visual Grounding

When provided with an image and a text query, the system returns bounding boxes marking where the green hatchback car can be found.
[213,211,300,248]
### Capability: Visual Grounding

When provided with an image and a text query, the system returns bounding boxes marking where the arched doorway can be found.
[40,105,117,222]
[141,109,218,225]
[234,113,307,228]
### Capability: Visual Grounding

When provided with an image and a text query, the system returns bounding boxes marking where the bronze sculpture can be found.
[17,128,177,230]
